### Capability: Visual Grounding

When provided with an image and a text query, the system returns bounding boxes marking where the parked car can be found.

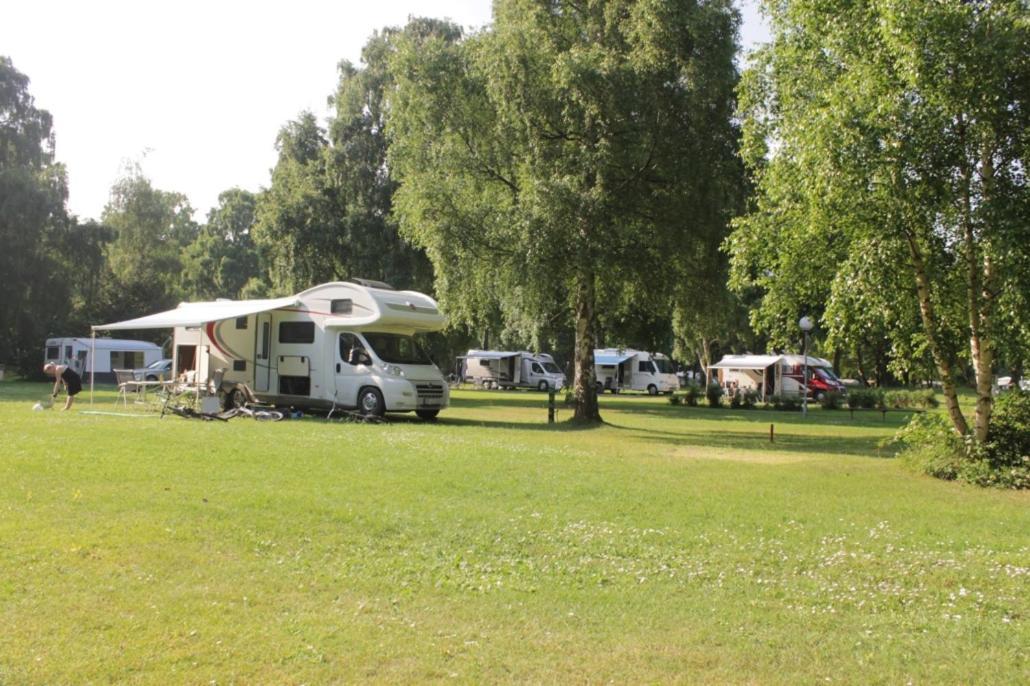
[133,358,172,381]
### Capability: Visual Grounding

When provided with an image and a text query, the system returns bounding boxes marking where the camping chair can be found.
[113,369,141,406]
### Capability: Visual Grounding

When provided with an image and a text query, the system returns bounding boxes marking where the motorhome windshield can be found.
[653,358,674,374]
[362,333,433,365]
[815,367,841,382]
[542,362,561,374]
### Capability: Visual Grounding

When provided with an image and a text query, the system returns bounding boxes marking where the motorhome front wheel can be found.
[648,384,658,395]
[359,387,385,417]
[538,380,549,392]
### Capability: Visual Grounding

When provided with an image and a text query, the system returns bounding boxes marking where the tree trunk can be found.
[906,233,969,435]
[572,270,601,423]
[963,143,996,443]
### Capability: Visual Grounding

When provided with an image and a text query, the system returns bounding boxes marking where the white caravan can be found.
[44,337,162,382]
[594,348,678,395]
[93,281,450,419]
[708,354,846,401]
[462,350,566,391]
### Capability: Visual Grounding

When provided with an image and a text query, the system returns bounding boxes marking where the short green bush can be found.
[706,383,724,408]
[682,385,701,407]
[889,392,1029,489]
[668,394,682,406]
[729,389,743,409]
[819,391,842,410]
[846,388,881,409]
[742,388,759,409]
[976,391,1030,489]
[772,395,800,411]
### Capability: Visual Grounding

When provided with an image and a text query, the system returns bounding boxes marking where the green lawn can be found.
[1,382,1026,684]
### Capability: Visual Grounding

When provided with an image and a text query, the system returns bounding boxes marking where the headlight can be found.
[380,362,405,377]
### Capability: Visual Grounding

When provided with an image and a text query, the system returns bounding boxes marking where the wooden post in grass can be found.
[548,389,556,424]
[770,423,774,443]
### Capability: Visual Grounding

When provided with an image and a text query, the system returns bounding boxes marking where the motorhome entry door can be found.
[254,313,272,392]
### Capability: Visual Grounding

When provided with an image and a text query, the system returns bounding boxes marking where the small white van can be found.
[594,348,678,395]
[462,350,566,391]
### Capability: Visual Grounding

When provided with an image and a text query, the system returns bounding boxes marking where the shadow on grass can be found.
[603,420,890,457]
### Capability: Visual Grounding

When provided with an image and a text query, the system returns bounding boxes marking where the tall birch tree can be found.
[389,0,741,422]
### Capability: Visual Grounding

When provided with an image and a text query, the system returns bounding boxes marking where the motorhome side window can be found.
[46,346,59,360]
[339,333,368,365]
[532,363,543,373]
[479,359,491,368]
[331,299,352,315]
[638,361,652,373]
[279,321,315,344]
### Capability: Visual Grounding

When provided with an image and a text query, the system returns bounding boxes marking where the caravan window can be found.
[279,321,314,344]
[638,361,654,373]
[235,317,248,329]
[64,345,73,360]
[479,359,491,368]
[110,351,144,369]
[331,299,353,315]
[46,346,59,360]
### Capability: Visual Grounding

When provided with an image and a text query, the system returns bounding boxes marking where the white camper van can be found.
[94,281,449,419]
[462,350,566,391]
[594,348,678,395]
[44,337,162,382]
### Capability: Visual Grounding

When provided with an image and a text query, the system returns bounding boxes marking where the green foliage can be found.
[667,394,682,406]
[388,1,743,420]
[706,383,724,408]
[977,391,1030,489]
[682,385,702,407]
[891,413,966,481]
[819,391,842,410]
[730,0,1030,439]
[180,189,260,300]
[891,393,1029,489]
[846,388,882,410]
[772,395,800,412]
[0,56,100,372]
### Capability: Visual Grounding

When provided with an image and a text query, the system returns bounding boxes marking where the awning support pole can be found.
[90,329,96,406]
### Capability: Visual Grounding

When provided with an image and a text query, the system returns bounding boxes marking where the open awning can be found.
[463,350,522,361]
[595,351,636,366]
[92,296,300,331]
[709,355,783,370]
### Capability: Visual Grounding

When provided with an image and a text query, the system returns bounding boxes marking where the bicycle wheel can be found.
[253,409,284,421]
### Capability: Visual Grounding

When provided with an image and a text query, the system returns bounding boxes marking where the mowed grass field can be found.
[1,382,1026,684]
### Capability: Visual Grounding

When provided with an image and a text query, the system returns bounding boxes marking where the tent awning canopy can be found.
[92,296,300,331]
[709,355,783,370]
[595,351,636,366]
[464,350,523,361]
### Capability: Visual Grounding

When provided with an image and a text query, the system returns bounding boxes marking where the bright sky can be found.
[2,1,769,223]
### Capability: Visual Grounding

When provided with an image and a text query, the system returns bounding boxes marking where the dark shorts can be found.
[63,369,82,396]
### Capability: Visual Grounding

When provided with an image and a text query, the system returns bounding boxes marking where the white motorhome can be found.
[462,350,566,391]
[93,281,450,419]
[594,348,678,395]
[708,354,846,401]
[44,337,162,382]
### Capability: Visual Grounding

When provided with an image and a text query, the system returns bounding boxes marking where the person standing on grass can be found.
[44,362,82,410]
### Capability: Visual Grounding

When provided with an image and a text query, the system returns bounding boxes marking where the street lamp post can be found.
[799,316,814,417]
